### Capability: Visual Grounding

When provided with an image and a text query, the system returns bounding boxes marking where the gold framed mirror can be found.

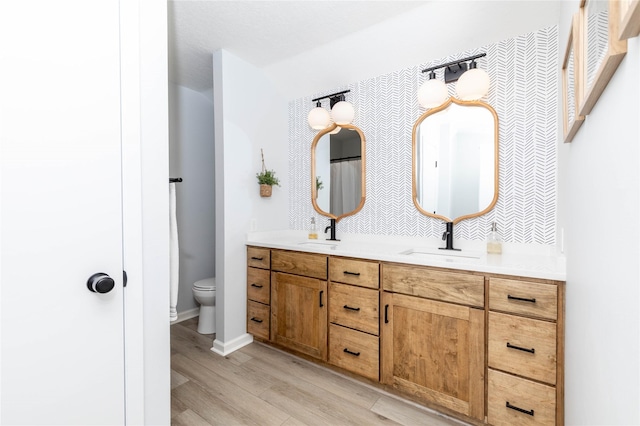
[578,0,627,116]
[412,98,499,224]
[311,123,366,222]
[563,12,585,143]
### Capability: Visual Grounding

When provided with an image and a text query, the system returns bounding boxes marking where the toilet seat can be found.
[193,277,215,291]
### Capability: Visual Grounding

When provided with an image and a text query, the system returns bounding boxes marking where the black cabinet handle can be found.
[506,402,534,416]
[319,290,324,307]
[343,348,360,357]
[508,294,536,303]
[251,256,264,261]
[250,317,263,323]
[251,283,263,288]
[343,305,360,311]
[507,342,535,354]
[343,271,360,276]
[384,304,389,323]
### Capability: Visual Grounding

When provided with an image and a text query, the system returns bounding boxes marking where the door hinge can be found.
[123,270,128,287]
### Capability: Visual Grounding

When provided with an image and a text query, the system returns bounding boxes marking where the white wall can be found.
[557,2,640,424]
[212,49,289,354]
[169,83,216,315]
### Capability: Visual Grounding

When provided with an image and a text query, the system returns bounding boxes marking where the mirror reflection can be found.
[412,98,498,223]
[312,124,365,221]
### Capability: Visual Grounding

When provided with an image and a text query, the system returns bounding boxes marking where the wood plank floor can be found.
[171,318,471,426]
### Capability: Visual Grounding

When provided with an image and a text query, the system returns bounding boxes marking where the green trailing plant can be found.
[316,176,324,191]
[257,149,280,187]
[256,169,280,187]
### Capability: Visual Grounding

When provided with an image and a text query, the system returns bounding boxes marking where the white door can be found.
[1,1,125,424]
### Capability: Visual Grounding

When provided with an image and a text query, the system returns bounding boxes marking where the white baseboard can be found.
[172,307,200,324]
[211,333,253,356]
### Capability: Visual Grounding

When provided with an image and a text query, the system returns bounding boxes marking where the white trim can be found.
[174,308,200,324]
[211,333,253,356]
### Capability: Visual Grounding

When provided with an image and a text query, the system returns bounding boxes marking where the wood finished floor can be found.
[171,318,470,426]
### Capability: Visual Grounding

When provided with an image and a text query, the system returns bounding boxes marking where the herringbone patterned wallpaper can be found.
[288,26,558,245]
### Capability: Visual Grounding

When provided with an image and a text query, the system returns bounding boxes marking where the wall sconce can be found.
[418,53,490,109]
[307,90,354,130]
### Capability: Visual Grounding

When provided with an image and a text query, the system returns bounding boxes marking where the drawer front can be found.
[488,369,556,426]
[382,263,484,308]
[490,278,558,320]
[271,250,327,280]
[329,282,379,335]
[329,257,379,289]
[489,312,557,385]
[329,324,379,381]
[247,247,270,269]
[247,267,270,304]
[247,301,270,340]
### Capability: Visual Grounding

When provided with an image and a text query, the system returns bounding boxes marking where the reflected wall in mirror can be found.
[412,98,498,224]
[578,0,627,116]
[311,124,366,222]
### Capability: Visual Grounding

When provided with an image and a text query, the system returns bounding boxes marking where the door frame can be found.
[120,1,170,424]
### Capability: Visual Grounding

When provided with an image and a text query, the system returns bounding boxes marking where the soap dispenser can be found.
[486,222,502,254]
[308,217,318,240]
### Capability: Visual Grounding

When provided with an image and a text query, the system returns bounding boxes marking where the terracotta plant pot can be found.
[260,184,272,197]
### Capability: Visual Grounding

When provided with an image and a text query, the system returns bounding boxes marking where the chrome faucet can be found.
[325,218,339,241]
[439,221,460,251]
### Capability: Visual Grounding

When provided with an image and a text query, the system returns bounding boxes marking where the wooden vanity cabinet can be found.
[487,277,565,426]
[246,247,271,340]
[380,263,485,422]
[270,250,328,360]
[327,257,380,381]
[246,246,565,426]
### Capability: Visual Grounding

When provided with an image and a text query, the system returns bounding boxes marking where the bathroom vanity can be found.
[245,233,565,426]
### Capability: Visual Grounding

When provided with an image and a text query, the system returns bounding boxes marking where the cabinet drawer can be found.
[382,263,484,308]
[329,324,379,381]
[247,301,270,340]
[247,247,270,269]
[329,257,379,289]
[490,278,557,320]
[247,267,270,304]
[271,250,327,280]
[488,369,556,426]
[329,282,379,335]
[489,312,557,385]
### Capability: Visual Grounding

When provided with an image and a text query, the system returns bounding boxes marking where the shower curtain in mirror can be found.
[330,158,361,216]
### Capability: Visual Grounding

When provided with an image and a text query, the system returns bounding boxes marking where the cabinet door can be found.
[381,292,485,421]
[271,272,328,360]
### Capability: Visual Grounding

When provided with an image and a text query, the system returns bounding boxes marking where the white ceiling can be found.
[168,1,562,100]
[168,1,429,95]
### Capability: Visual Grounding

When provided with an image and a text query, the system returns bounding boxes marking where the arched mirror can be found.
[412,97,498,224]
[311,123,366,222]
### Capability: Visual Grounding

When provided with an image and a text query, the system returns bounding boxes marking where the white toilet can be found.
[192,277,216,335]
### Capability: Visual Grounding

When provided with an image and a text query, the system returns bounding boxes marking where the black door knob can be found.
[87,273,115,294]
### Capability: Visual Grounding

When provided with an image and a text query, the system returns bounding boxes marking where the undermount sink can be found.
[298,241,338,250]
[399,248,482,261]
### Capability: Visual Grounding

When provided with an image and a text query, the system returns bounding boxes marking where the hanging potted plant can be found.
[256,149,280,197]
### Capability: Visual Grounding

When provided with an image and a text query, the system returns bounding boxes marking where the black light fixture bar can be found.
[420,53,486,74]
[311,89,350,103]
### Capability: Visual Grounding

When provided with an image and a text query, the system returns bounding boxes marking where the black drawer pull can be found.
[343,348,360,357]
[384,304,389,323]
[507,342,535,354]
[343,271,361,276]
[251,283,263,288]
[319,290,324,307]
[506,402,534,416]
[250,317,263,323]
[251,256,264,261]
[343,305,360,311]
[508,294,536,303]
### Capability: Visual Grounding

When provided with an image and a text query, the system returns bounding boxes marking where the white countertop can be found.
[246,230,566,281]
